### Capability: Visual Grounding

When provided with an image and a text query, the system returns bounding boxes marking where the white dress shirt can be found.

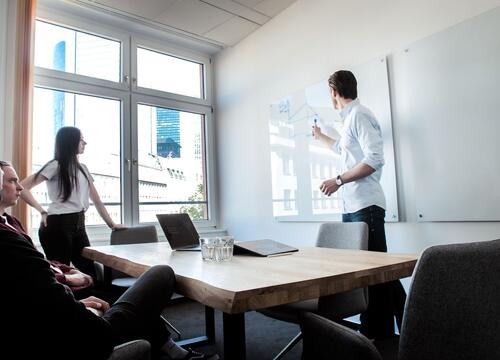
[333,98,386,213]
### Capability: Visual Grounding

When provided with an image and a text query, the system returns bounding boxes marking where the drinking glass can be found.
[199,237,215,261]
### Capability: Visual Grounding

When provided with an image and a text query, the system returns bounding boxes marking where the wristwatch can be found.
[335,175,343,186]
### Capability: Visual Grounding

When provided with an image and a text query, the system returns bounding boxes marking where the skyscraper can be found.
[156,108,181,158]
[53,41,66,134]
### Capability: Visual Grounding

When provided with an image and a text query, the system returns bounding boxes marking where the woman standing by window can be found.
[21,126,122,280]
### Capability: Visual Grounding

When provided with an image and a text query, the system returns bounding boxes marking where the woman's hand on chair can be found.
[111,223,126,231]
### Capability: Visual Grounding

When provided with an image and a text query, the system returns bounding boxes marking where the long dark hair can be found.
[35,126,90,202]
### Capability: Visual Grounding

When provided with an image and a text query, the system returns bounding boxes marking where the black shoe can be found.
[182,348,219,360]
[160,348,219,360]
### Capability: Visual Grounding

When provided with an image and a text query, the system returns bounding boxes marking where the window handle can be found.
[123,75,129,83]
[125,158,131,172]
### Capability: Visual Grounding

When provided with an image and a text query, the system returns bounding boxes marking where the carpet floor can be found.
[162,297,399,360]
[162,298,303,360]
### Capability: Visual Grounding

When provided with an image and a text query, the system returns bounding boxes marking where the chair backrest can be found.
[300,311,382,360]
[110,225,158,245]
[108,339,151,360]
[315,222,369,320]
[109,226,158,280]
[316,222,368,250]
[398,239,500,360]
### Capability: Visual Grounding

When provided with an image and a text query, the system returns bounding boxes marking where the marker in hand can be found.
[312,118,318,138]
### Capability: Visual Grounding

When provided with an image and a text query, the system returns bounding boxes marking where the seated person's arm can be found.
[49,260,94,290]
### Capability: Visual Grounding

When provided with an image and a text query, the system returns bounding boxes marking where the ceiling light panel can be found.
[153,0,233,35]
[94,0,177,19]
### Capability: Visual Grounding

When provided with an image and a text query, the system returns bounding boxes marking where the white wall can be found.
[214,0,500,255]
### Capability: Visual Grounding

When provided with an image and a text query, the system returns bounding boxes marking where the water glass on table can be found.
[200,236,234,261]
[218,236,234,261]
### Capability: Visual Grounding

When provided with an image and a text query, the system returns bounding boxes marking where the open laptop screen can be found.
[156,213,200,250]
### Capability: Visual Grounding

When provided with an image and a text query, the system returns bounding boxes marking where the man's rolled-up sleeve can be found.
[354,113,384,171]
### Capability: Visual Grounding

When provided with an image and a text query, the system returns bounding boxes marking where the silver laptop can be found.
[156,213,201,251]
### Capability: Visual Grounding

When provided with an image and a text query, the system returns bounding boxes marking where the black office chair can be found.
[258,222,369,359]
[299,239,500,360]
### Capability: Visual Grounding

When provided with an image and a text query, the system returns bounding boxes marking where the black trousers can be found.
[39,211,97,279]
[104,265,174,358]
[343,205,407,339]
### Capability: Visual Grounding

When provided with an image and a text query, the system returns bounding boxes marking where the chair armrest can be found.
[108,339,151,360]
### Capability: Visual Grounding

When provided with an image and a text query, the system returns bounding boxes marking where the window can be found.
[313,190,320,209]
[137,47,204,99]
[35,20,120,82]
[284,189,292,211]
[282,155,290,175]
[32,16,215,235]
[31,87,122,226]
[137,104,207,222]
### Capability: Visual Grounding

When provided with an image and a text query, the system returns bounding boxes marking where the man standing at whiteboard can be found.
[313,70,405,339]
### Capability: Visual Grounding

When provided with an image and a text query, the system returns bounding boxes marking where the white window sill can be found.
[31,224,227,247]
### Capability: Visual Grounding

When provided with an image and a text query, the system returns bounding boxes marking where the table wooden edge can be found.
[83,247,417,314]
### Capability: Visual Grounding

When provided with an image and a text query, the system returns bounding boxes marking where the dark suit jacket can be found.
[0,229,113,360]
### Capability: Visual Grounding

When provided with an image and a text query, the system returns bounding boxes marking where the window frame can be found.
[34,9,130,89]
[33,74,131,233]
[32,9,218,240]
[131,36,212,107]
[132,93,217,228]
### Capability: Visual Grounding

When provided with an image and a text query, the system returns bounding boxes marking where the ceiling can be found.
[79,0,298,47]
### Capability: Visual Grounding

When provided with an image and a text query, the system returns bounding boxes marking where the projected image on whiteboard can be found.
[269,57,399,222]
[269,81,343,218]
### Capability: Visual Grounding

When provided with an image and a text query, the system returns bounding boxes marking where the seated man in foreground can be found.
[0,162,218,360]
[0,160,122,303]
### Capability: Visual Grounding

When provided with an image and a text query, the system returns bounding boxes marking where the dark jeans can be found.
[39,211,97,279]
[343,205,407,339]
[104,265,175,358]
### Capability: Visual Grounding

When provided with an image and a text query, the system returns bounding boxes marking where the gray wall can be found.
[214,0,500,256]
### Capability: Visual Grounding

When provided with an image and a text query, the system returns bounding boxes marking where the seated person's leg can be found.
[74,284,126,304]
[103,265,218,360]
[104,265,175,351]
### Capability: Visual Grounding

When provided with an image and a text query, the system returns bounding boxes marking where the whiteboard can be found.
[391,7,500,221]
[269,57,398,222]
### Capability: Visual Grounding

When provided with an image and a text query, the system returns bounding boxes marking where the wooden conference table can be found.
[83,242,417,359]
